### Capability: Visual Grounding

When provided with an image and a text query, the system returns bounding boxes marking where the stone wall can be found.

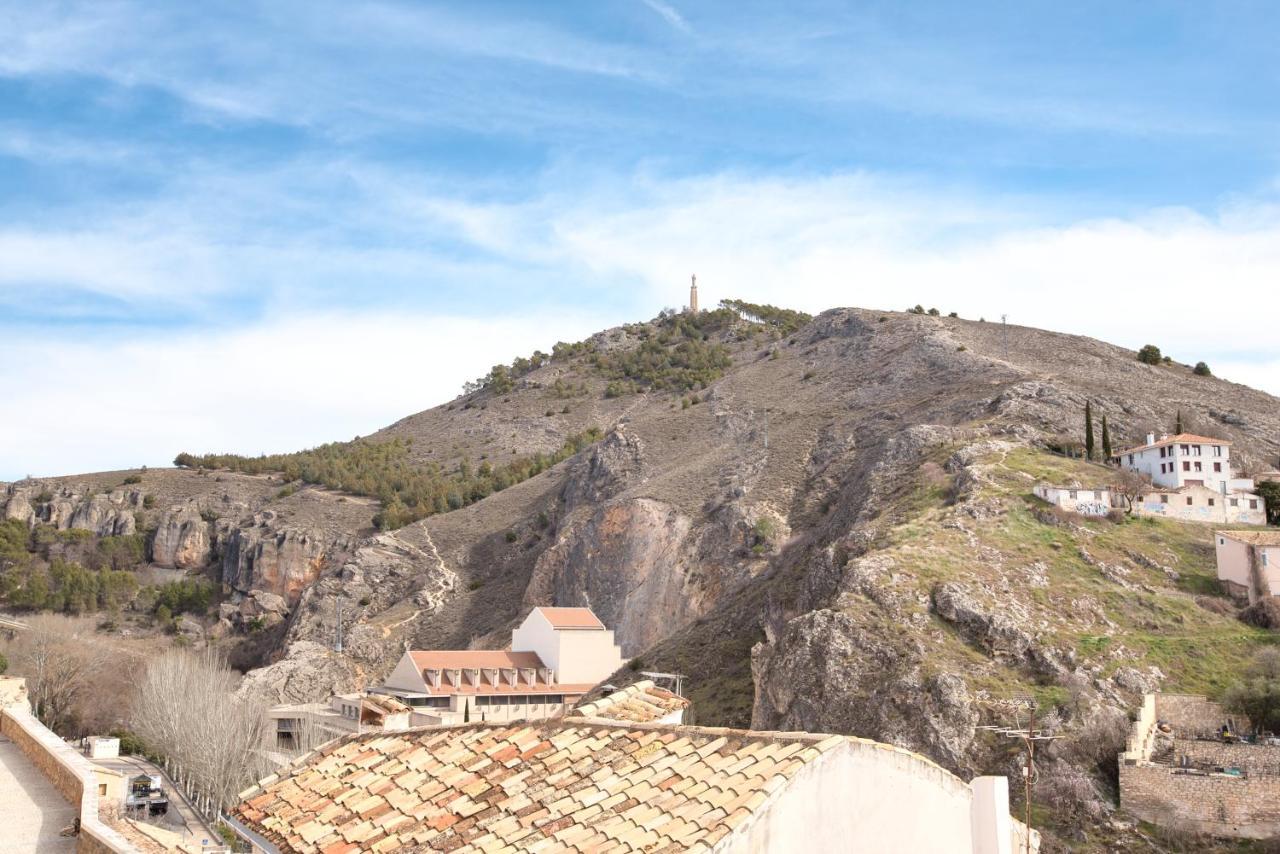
[1173,739,1280,776]
[1120,762,1280,840]
[0,700,136,853]
[1155,693,1242,739]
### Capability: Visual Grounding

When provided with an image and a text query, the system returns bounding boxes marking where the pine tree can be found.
[1101,415,1112,460]
[1084,401,1095,461]
[1175,410,1184,434]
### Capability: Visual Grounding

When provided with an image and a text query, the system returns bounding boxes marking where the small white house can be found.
[1032,484,1116,516]
[1132,485,1265,525]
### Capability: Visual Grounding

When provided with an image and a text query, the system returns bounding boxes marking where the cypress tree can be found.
[1085,401,1095,461]
[1101,415,1112,460]
[1175,410,1184,434]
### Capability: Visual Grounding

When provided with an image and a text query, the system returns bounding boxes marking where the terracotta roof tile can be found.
[232,718,859,854]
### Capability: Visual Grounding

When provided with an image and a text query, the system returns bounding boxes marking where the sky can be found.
[2,1,1279,479]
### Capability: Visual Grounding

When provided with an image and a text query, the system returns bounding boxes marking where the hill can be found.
[4,303,1279,849]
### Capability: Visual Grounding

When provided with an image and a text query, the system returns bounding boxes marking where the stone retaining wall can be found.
[1120,762,1280,839]
[1155,693,1243,739]
[1173,739,1280,775]
[0,704,136,853]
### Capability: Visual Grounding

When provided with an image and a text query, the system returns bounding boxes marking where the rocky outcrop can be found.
[284,531,458,672]
[150,502,211,568]
[2,482,142,536]
[752,608,978,771]
[560,427,645,507]
[219,513,340,604]
[931,582,1071,678]
[524,498,694,655]
[236,641,364,704]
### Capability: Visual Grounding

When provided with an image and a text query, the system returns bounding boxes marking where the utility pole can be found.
[978,696,1061,854]
[334,595,344,653]
[1001,314,1009,362]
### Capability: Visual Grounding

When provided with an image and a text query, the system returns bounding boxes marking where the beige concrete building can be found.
[377,606,624,725]
[229,683,1037,853]
[1215,530,1280,603]
[265,693,412,753]
[1132,484,1266,525]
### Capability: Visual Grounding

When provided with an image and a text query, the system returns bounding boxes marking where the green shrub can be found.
[0,651,7,674]
[1193,362,1211,377]
[276,485,296,499]
[504,531,518,543]
[122,474,142,485]
[718,299,812,335]
[927,307,940,316]
[142,494,156,509]
[177,428,604,532]
[1137,344,1162,365]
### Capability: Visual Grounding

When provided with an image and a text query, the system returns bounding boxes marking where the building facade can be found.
[1215,530,1280,603]
[1032,484,1117,516]
[1132,485,1266,525]
[376,606,624,725]
[1116,433,1253,495]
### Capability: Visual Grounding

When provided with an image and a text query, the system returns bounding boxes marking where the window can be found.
[1263,553,1270,567]
[1194,462,1202,472]
[1181,444,1190,454]
[1220,537,1227,545]
[1194,445,1202,456]
[1159,447,1166,458]
[1183,462,1191,472]
[1214,446,1223,457]
[99,784,108,796]
[1069,490,1077,499]
[1214,463,1222,473]
[1208,498,1215,507]
[1129,454,1135,464]
[543,695,564,705]
[1251,500,1259,510]
[1231,499,1239,508]
[1160,494,1169,504]
[476,696,491,707]
[1186,496,1194,506]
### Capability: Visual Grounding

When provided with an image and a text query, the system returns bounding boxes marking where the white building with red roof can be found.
[376,607,625,725]
[1115,432,1252,495]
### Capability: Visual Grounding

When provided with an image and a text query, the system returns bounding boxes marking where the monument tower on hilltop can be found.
[688,274,699,313]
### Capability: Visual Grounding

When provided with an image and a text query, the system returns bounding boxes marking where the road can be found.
[91,754,221,850]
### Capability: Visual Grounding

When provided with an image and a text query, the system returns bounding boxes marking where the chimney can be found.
[1146,433,1155,446]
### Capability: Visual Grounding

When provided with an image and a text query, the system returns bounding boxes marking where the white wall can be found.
[511,610,562,673]
[715,739,1036,854]
[554,628,625,685]
[1134,487,1265,525]
[1216,536,1254,593]
[1034,485,1113,516]
[382,651,427,693]
[1123,441,1233,493]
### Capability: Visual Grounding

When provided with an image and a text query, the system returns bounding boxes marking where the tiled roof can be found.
[409,651,546,671]
[1116,433,1231,455]
[232,720,853,853]
[1218,530,1280,546]
[535,607,605,630]
[404,651,591,698]
[573,681,689,724]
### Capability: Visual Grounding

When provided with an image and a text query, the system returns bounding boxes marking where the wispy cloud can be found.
[641,0,691,34]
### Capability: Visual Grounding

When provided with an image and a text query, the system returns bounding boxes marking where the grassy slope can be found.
[882,445,1272,703]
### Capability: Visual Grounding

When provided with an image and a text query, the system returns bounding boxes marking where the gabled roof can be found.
[572,680,690,723]
[403,650,588,697]
[534,606,605,630]
[1115,433,1232,456]
[1217,530,1280,546]
[231,719,885,853]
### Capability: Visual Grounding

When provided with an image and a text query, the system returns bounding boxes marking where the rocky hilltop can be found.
[7,305,1279,848]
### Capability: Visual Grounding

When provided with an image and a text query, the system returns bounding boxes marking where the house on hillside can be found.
[1032,484,1118,516]
[1114,433,1266,523]
[1215,530,1280,604]
[375,606,625,725]
[227,683,1038,854]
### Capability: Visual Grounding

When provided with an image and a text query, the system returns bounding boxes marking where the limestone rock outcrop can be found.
[219,514,339,604]
[150,502,211,568]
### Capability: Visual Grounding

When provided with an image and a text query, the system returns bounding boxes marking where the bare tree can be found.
[4,614,107,733]
[132,648,272,817]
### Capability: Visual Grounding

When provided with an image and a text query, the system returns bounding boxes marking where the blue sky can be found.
[2,1,1279,478]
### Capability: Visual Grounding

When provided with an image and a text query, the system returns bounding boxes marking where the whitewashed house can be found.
[1032,484,1117,516]
[1115,433,1266,523]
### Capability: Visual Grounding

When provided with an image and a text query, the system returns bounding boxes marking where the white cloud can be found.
[641,0,691,34]
[0,310,615,481]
